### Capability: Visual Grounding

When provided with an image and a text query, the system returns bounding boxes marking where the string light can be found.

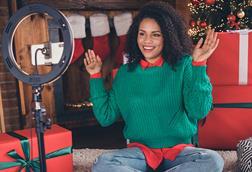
[65,101,93,109]
[188,0,251,43]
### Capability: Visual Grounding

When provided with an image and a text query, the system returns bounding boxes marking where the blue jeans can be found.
[92,147,224,172]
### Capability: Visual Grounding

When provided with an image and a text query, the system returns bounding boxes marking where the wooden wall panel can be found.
[14,15,55,127]
[0,85,5,133]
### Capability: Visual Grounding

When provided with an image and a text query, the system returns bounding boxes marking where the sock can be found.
[92,35,110,62]
[90,13,111,61]
[113,12,132,66]
[71,39,85,64]
[67,14,86,64]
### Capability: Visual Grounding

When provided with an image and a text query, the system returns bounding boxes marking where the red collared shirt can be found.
[140,57,164,69]
[90,57,206,78]
[127,142,194,170]
[90,57,206,169]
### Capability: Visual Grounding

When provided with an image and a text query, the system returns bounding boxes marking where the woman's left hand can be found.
[192,29,219,62]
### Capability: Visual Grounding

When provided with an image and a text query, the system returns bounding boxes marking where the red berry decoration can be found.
[190,20,196,27]
[227,14,236,22]
[200,21,207,28]
[191,0,200,6]
[204,0,216,5]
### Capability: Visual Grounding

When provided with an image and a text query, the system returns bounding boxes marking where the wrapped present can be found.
[207,30,252,85]
[0,124,73,171]
[198,86,252,149]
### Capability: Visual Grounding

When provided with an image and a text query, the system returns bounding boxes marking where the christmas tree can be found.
[188,0,252,44]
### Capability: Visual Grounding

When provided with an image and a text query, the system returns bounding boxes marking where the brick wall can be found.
[0,0,21,131]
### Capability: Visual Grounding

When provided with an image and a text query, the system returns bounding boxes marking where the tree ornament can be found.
[228,21,240,30]
[200,21,207,28]
[204,0,216,5]
[190,20,196,27]
[191,0,200,6]
[197,20,201,26]
[237,10,245,19]
[227,14,236,22]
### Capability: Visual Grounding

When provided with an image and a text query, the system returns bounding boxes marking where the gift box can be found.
[207,30,252,85]
[0,124,73,171]
[198,86,252,149]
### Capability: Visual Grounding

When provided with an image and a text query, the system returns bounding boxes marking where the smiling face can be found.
[137,18,164,63]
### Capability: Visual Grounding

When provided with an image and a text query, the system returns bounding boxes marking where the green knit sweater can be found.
[89,55,212,148]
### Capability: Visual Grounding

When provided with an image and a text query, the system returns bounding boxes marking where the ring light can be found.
[2,3,74,86]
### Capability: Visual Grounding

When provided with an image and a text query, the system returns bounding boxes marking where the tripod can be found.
[32,85,51,172]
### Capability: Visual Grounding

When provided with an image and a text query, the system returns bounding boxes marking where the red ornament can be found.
[190,20,196,27]
[191,0,200,6]
[204,0,216,5]
[200,21,207,28]
[228,21,240,30]
[227,14,236,22]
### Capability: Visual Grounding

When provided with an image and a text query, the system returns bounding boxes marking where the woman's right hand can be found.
[84,49,102,75]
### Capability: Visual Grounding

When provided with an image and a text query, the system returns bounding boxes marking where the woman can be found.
[84,1,224,172]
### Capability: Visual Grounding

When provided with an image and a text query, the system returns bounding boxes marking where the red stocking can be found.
[92,35,110,62]
[114,13,132,67]
[114,35,127,67]
[71,39,85,64]
[90,13,111,61]
[67,14,86,64]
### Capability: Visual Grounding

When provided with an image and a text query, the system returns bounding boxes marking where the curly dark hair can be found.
[125,1,193,71]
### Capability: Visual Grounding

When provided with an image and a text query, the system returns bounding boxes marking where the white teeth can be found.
[143,46,154,50]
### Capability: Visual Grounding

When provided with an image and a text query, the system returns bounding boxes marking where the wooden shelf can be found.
[22,0,175,10]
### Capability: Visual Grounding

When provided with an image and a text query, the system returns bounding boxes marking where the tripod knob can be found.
[45,118,52,129]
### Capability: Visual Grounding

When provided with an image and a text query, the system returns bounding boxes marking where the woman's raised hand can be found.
[84,49,102,75]
[192,29,219,62]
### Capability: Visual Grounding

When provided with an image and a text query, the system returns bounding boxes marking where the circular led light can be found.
[2,3,74,85]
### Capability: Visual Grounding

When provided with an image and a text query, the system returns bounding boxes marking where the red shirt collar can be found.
[140,57,164,69]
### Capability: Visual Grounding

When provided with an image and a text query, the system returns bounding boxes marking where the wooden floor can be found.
[71,122,126,149]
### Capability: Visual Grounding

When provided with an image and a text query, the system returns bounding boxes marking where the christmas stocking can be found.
[113,12,132,67]
[90,13,110,62]
[67,14,86,64]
